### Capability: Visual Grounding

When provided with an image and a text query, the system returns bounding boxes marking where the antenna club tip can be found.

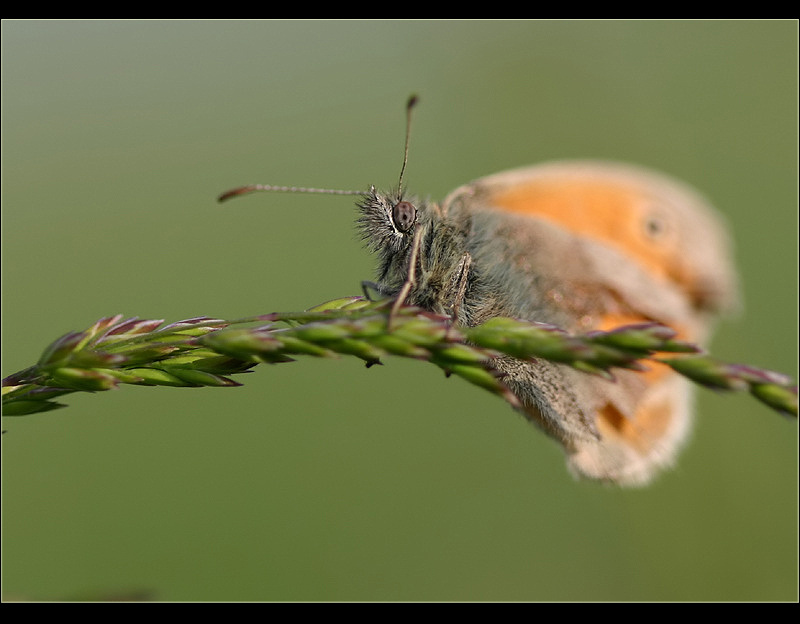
[217,186,256,203]
[406,94,419,110]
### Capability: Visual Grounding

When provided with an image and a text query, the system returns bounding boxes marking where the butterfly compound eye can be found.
[392,200,417,233]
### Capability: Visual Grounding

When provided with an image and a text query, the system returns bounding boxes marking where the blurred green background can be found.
[2,20,797,602]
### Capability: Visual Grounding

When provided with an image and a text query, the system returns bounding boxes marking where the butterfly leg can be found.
[388,227,423,330]
[448,252,472,324]
[361,280,387,301]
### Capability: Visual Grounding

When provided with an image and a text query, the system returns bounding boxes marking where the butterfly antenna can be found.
[218,95,419,204]
[397,94,419,194]
[218,184,364,203]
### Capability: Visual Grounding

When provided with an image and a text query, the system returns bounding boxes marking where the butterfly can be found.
[220,96,738,485]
